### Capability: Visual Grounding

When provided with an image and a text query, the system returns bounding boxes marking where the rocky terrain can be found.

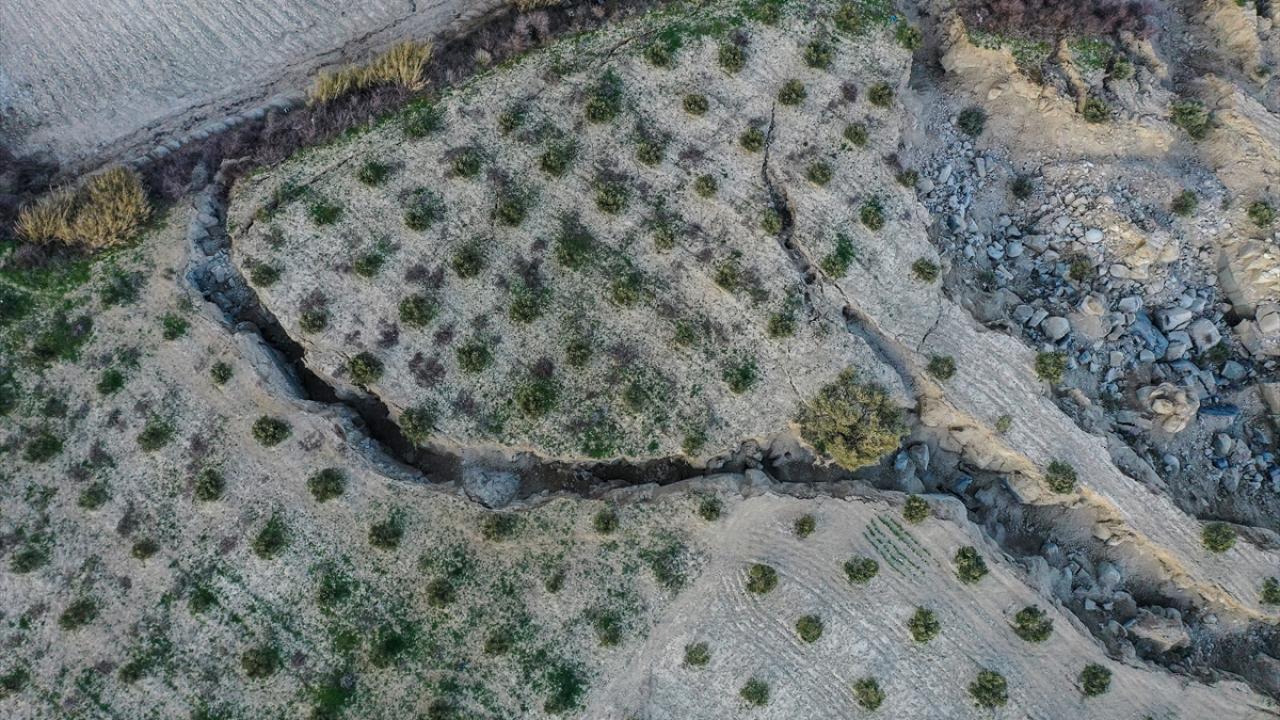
[2,0,1280,718]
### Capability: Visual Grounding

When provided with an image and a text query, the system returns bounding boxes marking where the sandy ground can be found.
[0,0,503,168]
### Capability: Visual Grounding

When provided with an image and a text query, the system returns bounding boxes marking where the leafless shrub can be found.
[959,0,1153,38]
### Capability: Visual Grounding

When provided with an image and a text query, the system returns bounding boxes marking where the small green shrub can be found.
[353,250,386,278]
[684,642,710,667]
[902,495,930,523]
[698,496,723,521]
[745,563,778,594]
[611,271,644,307]
[308,468,346,502]
[162,313,188,340]
[740,678,770,707]
[969,669,1008,708]
[719,43,745,73]
[860,198,885,230]
[723,359,758,393]
[79,482,109,509]
[357,160,391,186]
[452,243,486,278]
[1170,99,1211,139]
[347,352,383,385]
[59,598,98,630]
[777,79,806,105]
[1045,460,1077,493]
[760,208,783,234]
[911,258,939,282]
[806,161,833,186]
[540,139,578,177]
[584,69,624,123]
[1171,189,1198,216]
[795,614,823,642]
[509,284,550,323]
[927,355,956,380]
[868,83,894,107]
[588,607,625,646]
[1080,663,1111,697]
[694,174,718,198]
[450,147,483,178]
[740,126,766,152]
[240,645,280,679]
[403,101,445,137]
[821,233,856,276]
[555,215,597,270]
[480,513,519,541]
[131,538,159,560]
[426,578,455,607]
[369,516,404,549]
[1261,577,1280,605]
[299,308,328,333]
[895,22,922,50]
[456,340,492,373]
[399,293,437,328]
[844,556,879,584]
[844,122,868,146]
[954,546,989,583]
[249,262,280,287]
[908,607,940,642]
[495,185,531,226]
[1013,605,1054,642]
[592,508,619,534]
[683,93,709,116]
[1249,200,1276,228]
[958,106,987,136]
[515,376,559,418]
[400,405,436,445]
[309,200,343,225]
[404,188,445,231]
[97,368,125,395]
[1081,96,1110,123]
[1010,174,1035,199]
[644,41,675,67]
[194,468,225,501]
[1202,522,1236,553]
[24,429,62,463]
[793,514,816,538]
[252,416,291,447]
[897,169,919,187]
[1035,351,1067,383]
[137,417,175,451]
[804,40,833,69]
[1109,57,1133,80]
[252,515,288,558]
[0,666,31,699]
[498,104,525,134]
[595,180,630,214]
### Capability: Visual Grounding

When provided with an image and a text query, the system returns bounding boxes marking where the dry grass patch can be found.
[16,167,150,249]
[307,41,433,105]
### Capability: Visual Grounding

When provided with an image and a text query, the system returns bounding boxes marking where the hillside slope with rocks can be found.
[3,0,1280,718]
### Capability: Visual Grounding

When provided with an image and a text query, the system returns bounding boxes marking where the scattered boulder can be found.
[1138,383,1200,433]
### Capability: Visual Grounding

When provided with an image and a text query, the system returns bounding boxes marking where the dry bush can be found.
[308,41,433,105]
[511,0,567,10]
[16,167,150,249]
[960,0,1152,38]
[796,368,906,471]
[71,168,151,249]
[15,190,76,244]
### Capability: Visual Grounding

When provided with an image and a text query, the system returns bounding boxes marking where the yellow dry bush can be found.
[70,167,151,249]
[366,41,432,91]
[307,41,433,105]
[15,189,76,244]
